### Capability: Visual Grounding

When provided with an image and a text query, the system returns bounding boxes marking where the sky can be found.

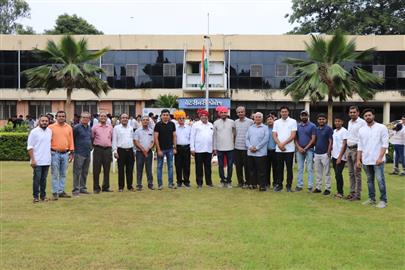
[18,0,296,35]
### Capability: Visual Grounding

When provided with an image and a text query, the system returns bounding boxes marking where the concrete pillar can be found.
[383,102,390,124]
[136,101,145,116]
[305,101,310,114]
[16,101,28,117]
[99,101,112,114]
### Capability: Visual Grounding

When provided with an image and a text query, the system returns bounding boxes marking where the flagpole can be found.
[204,13,210,112]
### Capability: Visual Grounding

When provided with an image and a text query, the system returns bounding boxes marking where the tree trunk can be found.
[327,95,333,126]
[66,88,73,104]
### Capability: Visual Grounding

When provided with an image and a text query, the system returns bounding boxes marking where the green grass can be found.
[1,161,404,269]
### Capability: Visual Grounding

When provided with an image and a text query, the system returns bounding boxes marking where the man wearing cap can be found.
[213,106,235,188]
[190,109,214,188]
[295,110,316,192]
[174,110,191,188]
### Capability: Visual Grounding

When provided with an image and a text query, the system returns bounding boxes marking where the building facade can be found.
[0,34,404,125]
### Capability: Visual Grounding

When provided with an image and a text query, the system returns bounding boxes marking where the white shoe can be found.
[362,199,376,205]
[227,183,233,189]
[376,201,387,208]
[218,183,226,188]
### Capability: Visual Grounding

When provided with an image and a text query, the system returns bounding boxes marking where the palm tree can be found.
[154,94,179,109]
[283,31,383,124]
[23,35,109,104]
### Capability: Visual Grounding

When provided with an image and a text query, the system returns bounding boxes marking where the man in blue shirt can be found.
[246,112,269,191]
[295,110,316,192]
[313,113,333,195]
[72,112,92,196]
[266,114,277,188]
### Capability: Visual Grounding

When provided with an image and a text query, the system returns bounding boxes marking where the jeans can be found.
[51,151,69,194]
[234,149,249,186]
[363,164,387,202]
[217,150,234,183]
[73,154,90,193]
[296,149,314,188]
[314,153,331,191]
[276,152,294,189]
[157,149,174,186]
[393,144,405,171]
[332,158,346,195]
[33,165,49,199]
[136,150,153,188]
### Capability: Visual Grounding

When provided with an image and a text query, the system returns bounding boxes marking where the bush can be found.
[0,132,29,161]
[0,123,30,133]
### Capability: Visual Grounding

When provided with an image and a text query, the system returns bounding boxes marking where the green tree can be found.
[15,24,35,34]
[154,94,179,109]
[45,13,103,35]
[286,0,405,34]
[0,0,30,34]
[23,35,109,104]
[283,31,383,124]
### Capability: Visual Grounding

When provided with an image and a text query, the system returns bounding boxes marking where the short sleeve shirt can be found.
[315,125,333,154]
[272,117,297,153]
[332,127,349,160]
[154,121,176,150]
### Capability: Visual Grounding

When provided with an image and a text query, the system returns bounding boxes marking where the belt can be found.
[51,149,68,154]
[118,147,133,151]
[347,145,358,150]
[177,144,190,148]
[94,145,112,150]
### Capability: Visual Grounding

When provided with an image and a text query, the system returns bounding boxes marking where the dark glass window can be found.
[0,101,17,120]
[75,101,98,115]
[29,101,51,119]
[113,101,135,117]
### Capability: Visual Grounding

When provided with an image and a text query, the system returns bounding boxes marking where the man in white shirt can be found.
[190,110,214,188]
[389,120,405,176]
[174,110,192,188]
[357,108,389,208]
[346,106,366,201]
[27,115,52,203]
[331,116,349,198]
[213,106,235,188]
[112,113,135,192]
[272,106,297,192]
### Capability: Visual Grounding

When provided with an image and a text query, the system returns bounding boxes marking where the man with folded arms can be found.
[357,109,389,209]
[112,113,135,192]
[72,112,92,196]
[27,115,52,203]
[246,112,269,191]
[133,116,155,191]
[49,111,74,200]
[92,112,113,193]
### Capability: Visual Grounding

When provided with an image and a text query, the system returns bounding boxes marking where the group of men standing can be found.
[27,105,397,209]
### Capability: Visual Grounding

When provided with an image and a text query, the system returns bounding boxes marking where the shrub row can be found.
[0,133,29,161]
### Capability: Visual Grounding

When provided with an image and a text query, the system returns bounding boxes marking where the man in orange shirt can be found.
[49,111,74,200]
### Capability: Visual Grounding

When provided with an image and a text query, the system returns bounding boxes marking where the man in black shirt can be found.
[154,109,177,189]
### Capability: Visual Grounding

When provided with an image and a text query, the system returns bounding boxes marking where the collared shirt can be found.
[347,117,366,146]
[27,126,52,166]
[297,121,316,148]
[389,128,405,145]
[154,121,176,150]
[213,118,235,151]
[176,123,191,145]
[315,125,333,155]
[267,126,276,150]
[92,123,113,147]
[272,117,297,153]
[190,121,214,153]
[358,122,389,165]
[234,117,254,150]
[246,123,269,157]
[73,123,92,157]
[332,127,349,160]
[48,123,74,152]
[112,124,134,152]
[133,126,154,151]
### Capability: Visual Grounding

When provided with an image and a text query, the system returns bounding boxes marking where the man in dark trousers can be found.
[174,110,191,188]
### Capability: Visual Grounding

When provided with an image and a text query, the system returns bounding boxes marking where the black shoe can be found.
[177,183,183,188]
[102,189,113,192]
[94,190,101,194]
[313,189,322,193]
[207,184,214,188]
[286,187,293,192]
[259,187,267,192]
[79,190,90,194]
[136,186,142,191]
[168,184,177,189]
[197,185,203,189]
[118,189,124,192]
[308,187,313,192]
[273,186,283,192]
[184,183,191,188]
[148,185,155,190]
[52,193,59,200]
[295,187,303,192]
[323,190,331,195]
[33,198,39,203]
[58,192,71,198]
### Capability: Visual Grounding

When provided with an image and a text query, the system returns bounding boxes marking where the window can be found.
[372,65,385,78]
[126,64,138,77]
[250,64,263,77]
[75,101,98,115]
[276,64,288,77]
[397,65,405,78]
[163,63,176,77]
[0,101,17,120]
[29,101,51,119]
[112,101,135,117]
[101,64,114,77]
[187,62,200,74]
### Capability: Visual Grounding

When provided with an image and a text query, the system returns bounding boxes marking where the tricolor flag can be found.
[200,45,208,90]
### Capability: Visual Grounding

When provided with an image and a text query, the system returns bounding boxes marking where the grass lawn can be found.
[1,161,404,269]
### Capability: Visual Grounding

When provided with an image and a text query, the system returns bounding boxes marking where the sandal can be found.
[334,194,343,199]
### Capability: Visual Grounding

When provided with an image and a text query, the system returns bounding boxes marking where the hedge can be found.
[0,132,29,161]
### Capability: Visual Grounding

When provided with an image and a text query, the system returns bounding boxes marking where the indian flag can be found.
[200,45,208,90]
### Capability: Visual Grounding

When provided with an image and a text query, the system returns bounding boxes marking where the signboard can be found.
[177,98,231,109]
